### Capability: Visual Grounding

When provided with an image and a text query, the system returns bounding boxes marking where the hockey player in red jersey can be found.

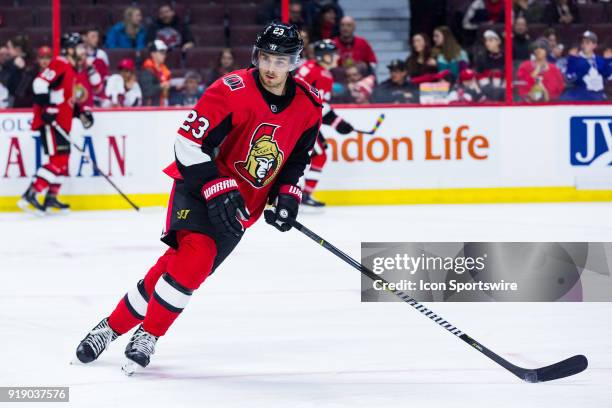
[75,23,322,373]
[295,39,355,207]
[17,33,94,215]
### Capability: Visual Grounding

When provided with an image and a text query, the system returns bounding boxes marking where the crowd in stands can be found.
[0,0,610,109]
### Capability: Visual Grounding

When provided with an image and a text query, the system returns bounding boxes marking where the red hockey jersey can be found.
[295,59,334,102]
[31,56,76,132]
[164,68,322,228]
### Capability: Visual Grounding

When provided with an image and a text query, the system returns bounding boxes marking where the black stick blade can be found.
[522,355,588,383]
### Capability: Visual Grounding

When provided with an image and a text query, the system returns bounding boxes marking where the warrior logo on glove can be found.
[235,123,284,188]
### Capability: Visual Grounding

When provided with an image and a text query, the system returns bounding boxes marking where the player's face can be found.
[322,53,338,69]
[258,52,290,89]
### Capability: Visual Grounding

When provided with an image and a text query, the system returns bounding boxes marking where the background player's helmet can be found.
[60,32,83,52]
[313,39,337,62]
[252,22,303,71]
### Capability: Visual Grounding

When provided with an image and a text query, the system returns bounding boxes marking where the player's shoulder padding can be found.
[217,68,250,92]
[294,75,323,108]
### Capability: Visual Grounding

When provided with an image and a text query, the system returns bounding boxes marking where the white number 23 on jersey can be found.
[179,110,210,139]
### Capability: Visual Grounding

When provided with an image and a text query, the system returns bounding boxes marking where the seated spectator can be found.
[513,0,543,23]
[333,16,377,73]
[345,63,375,104]
[562,31,611,101]
[140,40,171,106]
[147,3,194,52]
[432,26,469,78]
[448,69,486,103]
[289,0,306,31]
[474,29,504,73]
[0,46,8,107]
[405,33,438,78]
[463,0,505,31]
[83,27,109,107]
[1,35,35,108]
[371,59,417,104]
[74,39,104,109]
[207,48,238,86]
[310,3,340,42]
[170,70,204,106]
[105,6,147,50]
[543,0,580,25]
[543,28,568,73]
[300,29,315,61]
[36,46,52,71]
[104,58,142,107]
[517,38,565,102]
[512,16,531,62]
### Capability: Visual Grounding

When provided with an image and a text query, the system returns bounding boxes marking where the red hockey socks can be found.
[143,231,217,337]
[305,145,327,194]
[32,154,69,193]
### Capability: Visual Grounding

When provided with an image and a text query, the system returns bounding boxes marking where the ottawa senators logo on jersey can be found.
[234,123,284,188]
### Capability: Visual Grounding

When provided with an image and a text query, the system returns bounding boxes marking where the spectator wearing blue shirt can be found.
[562,31,612,101]
[105,6,147,50]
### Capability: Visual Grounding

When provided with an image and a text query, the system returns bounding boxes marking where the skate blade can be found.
[45,207,70,215]
[17,199,45,217]
[121,360,139,376]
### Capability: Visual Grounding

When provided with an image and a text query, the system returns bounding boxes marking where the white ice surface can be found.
[1,203,611,408]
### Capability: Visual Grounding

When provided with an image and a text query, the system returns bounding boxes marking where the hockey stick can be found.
[354,113,385,135]
[50,122,140,211]
[285,216,588,383]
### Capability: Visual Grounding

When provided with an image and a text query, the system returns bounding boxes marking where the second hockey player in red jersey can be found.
[75,23,322,374]
[295,39,355,207]
[17,33,94,215]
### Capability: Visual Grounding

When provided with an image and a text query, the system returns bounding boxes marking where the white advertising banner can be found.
[0,104,611,208]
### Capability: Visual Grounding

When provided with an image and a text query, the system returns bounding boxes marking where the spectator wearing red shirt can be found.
[517,38,564,102]
[333,16,377,73]
[310,3,339,42]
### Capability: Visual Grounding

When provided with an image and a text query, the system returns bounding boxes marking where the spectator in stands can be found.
[474,29,504,73]
[170,70,204,106]
[344,62,375,104]
[36,46,52,71]
[512,16,531,61]
[562,31,611,101]
[289,0,306,30]
[543,28,568,73]
[333,16,377,73]
[0,46,8,108]
[448,69,486,103]
[300,29,315,61]
[517,38,565,102]
[206,48,238,86]
[432,26,469,78]
[463,0,505,31]
[83,27,109,107]
[104,58,142,107]
[405,33,438,78]
[105,6,147,50]
[543,0,580,25]
[513,0,543,23]
[74,42,104,109]
[1,35,34,108]
[140,40,171,106]
[146,3,194,52]
[311,2,340,42]
[371,59,417,103]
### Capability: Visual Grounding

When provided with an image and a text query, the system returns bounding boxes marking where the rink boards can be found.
[0,104,611,210]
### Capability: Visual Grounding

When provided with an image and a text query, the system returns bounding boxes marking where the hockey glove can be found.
[334,119,354,135]
[41,106,59,125]
[79,107,94,129]
[202,177,250,238]
[264,185,302,232]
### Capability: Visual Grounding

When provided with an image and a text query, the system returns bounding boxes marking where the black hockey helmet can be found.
[61,32,83,51]
[252,22,303,70]
[313,39,337,61]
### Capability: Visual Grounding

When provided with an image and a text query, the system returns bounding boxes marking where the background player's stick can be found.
[283,215,588,383]
[354,113,385,135]
[50,122,140,211]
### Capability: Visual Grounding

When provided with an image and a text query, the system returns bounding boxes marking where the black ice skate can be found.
[17,187,45,215]
[75,318,119,363]
[301,193,325,208]
[44,194,70,214]
[122,325,158,376]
